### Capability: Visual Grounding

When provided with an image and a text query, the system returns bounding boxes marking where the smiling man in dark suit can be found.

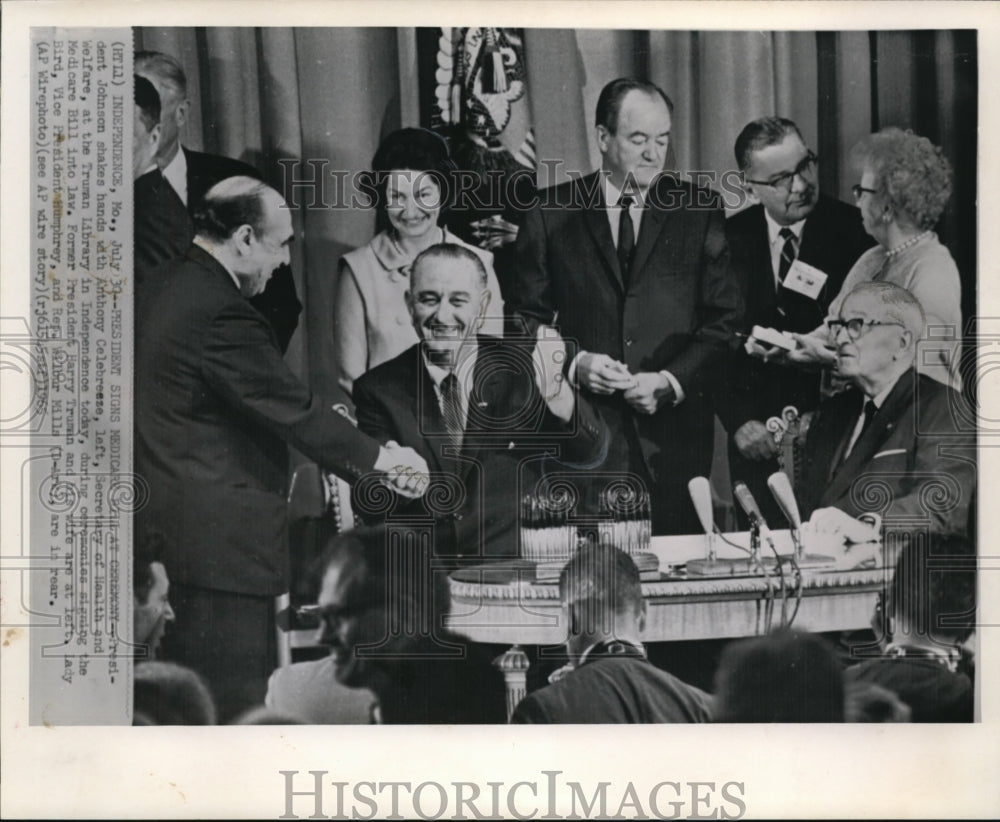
[135,50,301,351]
[798,282,974,542]
[509,77,743,535]
[352,242,607,562]
[723,117,874,522]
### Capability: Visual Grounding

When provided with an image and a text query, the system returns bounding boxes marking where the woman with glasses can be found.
[777,128,962,389]
[334,128,505,394]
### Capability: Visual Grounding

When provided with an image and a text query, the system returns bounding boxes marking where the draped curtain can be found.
[136,27,977,403]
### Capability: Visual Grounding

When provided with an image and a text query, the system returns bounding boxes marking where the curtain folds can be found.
[135,26,977,398]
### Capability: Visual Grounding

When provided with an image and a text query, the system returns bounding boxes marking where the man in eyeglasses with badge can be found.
[722,117,874,524]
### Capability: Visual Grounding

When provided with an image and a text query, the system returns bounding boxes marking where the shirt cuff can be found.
[568,351,586,388]
[659,370,685,406]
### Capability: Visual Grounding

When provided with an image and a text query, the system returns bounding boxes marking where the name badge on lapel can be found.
[782,260,828,300]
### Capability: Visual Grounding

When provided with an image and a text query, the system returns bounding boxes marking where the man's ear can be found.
[637,599,648,634]
[233,224,255,255]
[476,289,492,329]
[175,97,190,129]
[150,123,162,155]
[741,176,761,206]
[567,605,580,638]
[897,328,916,359]
[595,124,611,155]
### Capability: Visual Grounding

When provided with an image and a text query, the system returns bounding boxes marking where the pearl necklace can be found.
[885,230,932,258]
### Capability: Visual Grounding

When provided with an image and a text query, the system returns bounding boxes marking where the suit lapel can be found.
[581,175,625,292]
[459,341,506,479]
[628,191,668,282]
[824,373,914,503]
[747,207,779,316]
[401,346,444,475]
[183,147,212,215]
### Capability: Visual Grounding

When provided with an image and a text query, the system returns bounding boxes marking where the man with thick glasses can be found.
[795,282,974,543]
[722,117,874,525]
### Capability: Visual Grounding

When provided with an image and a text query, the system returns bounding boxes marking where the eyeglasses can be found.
[745,152,818,192]
[852,184,878,200]
[826,317,905,340]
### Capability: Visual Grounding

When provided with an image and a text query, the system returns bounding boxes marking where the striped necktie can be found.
[778,227,799,284]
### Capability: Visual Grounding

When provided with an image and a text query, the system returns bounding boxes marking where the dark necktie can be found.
[777,227,799,284]
[617,195,635,283]
[841,399,877,468]
[440,372,464,453]
[859,399,878,440]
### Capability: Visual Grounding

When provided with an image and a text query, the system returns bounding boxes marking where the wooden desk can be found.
[446,531,888,718]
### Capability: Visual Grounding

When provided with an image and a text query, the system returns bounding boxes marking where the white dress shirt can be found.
[602,175,644,247]
[162,146,189,207]
[422,346,479,432]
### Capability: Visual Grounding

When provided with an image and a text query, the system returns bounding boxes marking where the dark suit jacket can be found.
[797,370,975,537]
[846,658,973,722]
[510,654,714,724]
[722,195,874,431]
[183,147,302,352]
[351,336,607,560]
[509,172,743,511]
[134,169,192,287]
[135,245,381,595]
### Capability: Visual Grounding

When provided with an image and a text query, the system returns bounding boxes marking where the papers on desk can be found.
[648,529,882,574]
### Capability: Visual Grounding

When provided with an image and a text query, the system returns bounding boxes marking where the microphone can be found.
[766,471,835,569]
[766,472,801,532]
[687,477,714,535]
[686,477,742,577]
[733,482,769,531]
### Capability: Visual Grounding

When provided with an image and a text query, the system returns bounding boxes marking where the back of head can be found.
[733,116,804,170]
[595,77,674,132]
[714,629,845,722]
[133,661,217,725]
[560,543,643,629]
[192,176,273,244]
[888,534,976,647]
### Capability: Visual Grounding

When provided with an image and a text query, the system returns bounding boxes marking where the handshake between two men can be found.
[372,321,580,504]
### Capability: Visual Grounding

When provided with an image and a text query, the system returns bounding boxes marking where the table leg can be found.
[493,644,530,721]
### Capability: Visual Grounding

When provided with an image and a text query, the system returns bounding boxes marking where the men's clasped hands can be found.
[576,352,674,414]
[374,440,431,499]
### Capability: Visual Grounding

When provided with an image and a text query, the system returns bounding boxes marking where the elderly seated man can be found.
[796,281,975,545]
[510,544,713,723]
